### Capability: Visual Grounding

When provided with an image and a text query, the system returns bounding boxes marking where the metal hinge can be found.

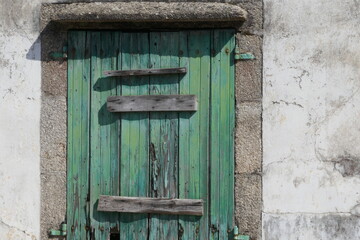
[234,44,255,61]
[49,222,66,237]
[49,46,68,60]
[233,226,250,240]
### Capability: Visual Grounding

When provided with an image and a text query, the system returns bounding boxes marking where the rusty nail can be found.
[71,226,75,232]
[100,226,104,231]
[225,48,230,54]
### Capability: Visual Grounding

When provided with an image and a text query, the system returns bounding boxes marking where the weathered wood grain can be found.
[178,30,211,240]
[107,94,197,112]
[148,31,179,240]
[210,29,235,240]
[89,31,120,240]
[119,32,150,240]
[67,29,235,240]
[103,67,186,77]
[67,31,91,240]
[98,196,204,216]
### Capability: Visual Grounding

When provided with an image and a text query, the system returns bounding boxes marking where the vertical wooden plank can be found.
[196,31,211,240]
[219,29,235,240]
[227,30,236,239]
[119,32,150,240]
[148,32,179,240]
[67,31,90,240]
[178,31,191,240]
[210,29,235,240]
[179,30,211,240]
[209,29,220,240]
[90,31,120,239]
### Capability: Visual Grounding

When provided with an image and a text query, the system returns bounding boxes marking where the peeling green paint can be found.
[67,30,235,240]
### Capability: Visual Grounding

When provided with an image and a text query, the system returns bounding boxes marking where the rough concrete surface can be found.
[234,1,263,238]
[235,0,263,35]
[40,18,68,240]
[234,101,262,239]
[40,173,66,240]
[41,2,247,23]
[40,95,67,173]
[263,0,360,238]
[236,34,262,102]
[235,102,262,174]
[235,173,262,239]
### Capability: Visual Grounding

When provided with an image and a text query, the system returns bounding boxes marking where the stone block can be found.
[236,1,263,35]
[235,34,262,102]
[235,101,262,174]
[41,95,67,173]
[41,172,66,240]
[235,173,262,240]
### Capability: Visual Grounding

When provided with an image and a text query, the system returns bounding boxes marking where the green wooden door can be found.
[67,30,235,240]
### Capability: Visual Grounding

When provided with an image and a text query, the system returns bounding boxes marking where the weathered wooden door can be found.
[67,30,235,240]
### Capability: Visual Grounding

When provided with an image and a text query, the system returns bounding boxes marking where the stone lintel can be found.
[41,2,247,25]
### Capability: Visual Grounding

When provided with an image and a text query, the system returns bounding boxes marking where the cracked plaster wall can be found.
[263,0,360,239]
[0,0,43,239]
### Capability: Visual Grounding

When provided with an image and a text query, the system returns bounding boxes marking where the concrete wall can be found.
[0,1,42,239]
[1,0,359,239]
[263,0,360,239]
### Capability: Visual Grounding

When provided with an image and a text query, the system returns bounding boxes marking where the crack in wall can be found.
[0,217,36,239]
[272,100,304,108]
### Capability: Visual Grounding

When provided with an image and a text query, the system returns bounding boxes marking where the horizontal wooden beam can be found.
[103,67,186,77]
[107,94,197,112]
[98,196,203,216]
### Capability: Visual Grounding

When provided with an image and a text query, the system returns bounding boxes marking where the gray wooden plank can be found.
[98,196,203,216]
[103,67,186,77]
[107,94,197,112]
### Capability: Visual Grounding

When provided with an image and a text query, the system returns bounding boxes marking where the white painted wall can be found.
[263,0,360,239]
[0,1,42,239]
